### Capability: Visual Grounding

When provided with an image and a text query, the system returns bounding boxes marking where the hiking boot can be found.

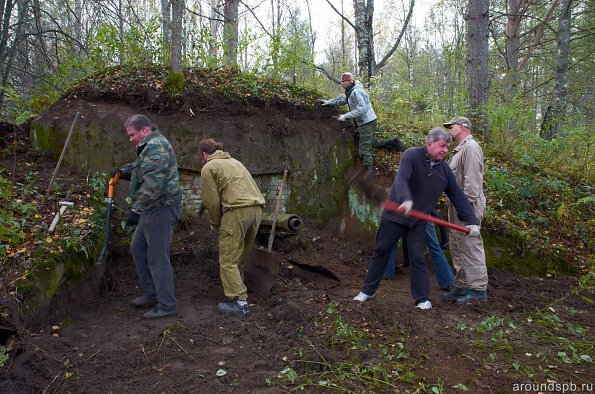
[441,287,468,301]
[353,291,376,302]
[415,300,432,310]
[456,289,488,304]
[218,301,251,316]
[130,295,157,307]
[143,308,178,319]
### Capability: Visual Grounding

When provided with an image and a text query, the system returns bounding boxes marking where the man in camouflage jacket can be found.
[114,114,182,319]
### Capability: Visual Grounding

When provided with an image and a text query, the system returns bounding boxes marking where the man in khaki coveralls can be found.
[441,116,489,304]
[199,138,265,316]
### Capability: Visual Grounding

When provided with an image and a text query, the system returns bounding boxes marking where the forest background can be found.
[0,0,593,272]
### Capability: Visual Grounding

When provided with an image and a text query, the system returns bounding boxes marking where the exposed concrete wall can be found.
[31,100,355,228]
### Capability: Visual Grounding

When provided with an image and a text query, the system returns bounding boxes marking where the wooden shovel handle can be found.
[267,170,288,252]
[382,200,470,234]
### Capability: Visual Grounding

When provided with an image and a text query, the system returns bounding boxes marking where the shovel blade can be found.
[244,247,279,298]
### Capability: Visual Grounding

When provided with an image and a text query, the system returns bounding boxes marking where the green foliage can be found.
[89,17,162,67]
[0,86,37,125]
[483,144,593,270]
[186,26,220,68]
[0,344,12,367]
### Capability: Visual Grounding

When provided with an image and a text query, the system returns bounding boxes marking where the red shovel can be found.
[382,200,470,234]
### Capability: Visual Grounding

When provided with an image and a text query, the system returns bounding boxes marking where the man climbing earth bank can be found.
[320,72,377,177]
[199,138,265,316]
[112,114,182,319]
[352,127,481,310]
[442,116,489,304]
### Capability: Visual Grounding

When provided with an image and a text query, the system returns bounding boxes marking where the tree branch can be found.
[374,0,415,72]
[306,60,340,84]
[324,0,357,31]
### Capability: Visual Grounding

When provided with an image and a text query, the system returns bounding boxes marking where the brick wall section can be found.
[179,172,288,217]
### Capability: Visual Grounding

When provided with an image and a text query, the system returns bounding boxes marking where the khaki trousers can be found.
[448,209,488,291]
[218,205,262,300]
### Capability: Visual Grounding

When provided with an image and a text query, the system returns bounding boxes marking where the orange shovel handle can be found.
[108,172,120,199]
[382,200,470,234]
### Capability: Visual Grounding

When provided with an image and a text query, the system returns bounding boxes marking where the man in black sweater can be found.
[353,127,481,309]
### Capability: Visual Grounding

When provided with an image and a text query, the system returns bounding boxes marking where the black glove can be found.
[111,167,131,181]
[125,211,140,226]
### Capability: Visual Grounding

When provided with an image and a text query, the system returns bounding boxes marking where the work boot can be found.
[456,289,488,304]
[218,301,251,316]
[130,295,157,307]
[143,308,178,319]
[441,286,468,301]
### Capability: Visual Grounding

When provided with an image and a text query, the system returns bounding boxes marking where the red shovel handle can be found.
[382,200,470,234]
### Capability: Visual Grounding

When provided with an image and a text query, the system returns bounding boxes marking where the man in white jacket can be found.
[320,72,377,177]
[442,116,489,304]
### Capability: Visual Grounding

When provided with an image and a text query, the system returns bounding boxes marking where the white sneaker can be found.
[353,292,376,302]
[415,300,432,310]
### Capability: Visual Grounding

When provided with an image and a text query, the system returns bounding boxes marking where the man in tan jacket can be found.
[200,138,265,316]
[441,116,489,304]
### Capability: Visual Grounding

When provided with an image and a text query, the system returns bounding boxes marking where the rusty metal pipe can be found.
[260,213,303,232]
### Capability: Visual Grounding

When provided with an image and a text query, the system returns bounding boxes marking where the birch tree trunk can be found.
[353,0,375,81]
[466,0,490,139]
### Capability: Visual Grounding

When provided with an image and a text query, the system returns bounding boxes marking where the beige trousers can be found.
[218,205,262,300]
[448,208,488,291]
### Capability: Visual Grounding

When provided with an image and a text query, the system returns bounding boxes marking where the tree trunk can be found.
[223,0,239,67]
[0,0,27,111]
[466,0,490,139]
[504,0,524,102]
[73,0,83,53]
[161,0,171,62]
[209,0,219,58]
[353,0,375,81]
[170,0,183,73]
[540,0,572,139]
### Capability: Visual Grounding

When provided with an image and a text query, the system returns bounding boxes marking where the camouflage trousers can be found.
[357,120,377,167]
[218,205,262,300]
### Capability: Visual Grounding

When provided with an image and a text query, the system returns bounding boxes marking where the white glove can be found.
[337,114,347,121]
[320,99,330,106]
[399,200,413,215]
[466,225,480,237]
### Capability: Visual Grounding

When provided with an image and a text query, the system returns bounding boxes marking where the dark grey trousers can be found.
[362,217,429,304]
[131,202,182,312]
